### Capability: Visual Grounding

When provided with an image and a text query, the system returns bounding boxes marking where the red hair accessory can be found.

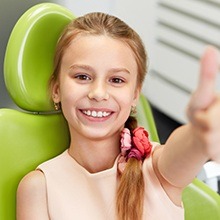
[118,127,152,173]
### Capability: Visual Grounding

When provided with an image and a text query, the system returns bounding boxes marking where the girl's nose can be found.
[88,81,109,101]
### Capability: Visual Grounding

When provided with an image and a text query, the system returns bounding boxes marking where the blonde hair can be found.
[50,12,147,220]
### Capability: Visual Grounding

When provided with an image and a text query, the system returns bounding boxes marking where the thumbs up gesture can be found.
[187,46,220,162]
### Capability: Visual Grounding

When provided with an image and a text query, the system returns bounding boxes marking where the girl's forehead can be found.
[67,34,128,49]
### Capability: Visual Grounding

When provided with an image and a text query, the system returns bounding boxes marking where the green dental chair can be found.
[0,3,220,220]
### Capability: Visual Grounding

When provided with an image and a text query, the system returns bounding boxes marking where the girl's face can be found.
[53,35,140,141]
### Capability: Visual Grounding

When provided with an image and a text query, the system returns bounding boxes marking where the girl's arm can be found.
[154,46,220,189]
[17,170,50,220]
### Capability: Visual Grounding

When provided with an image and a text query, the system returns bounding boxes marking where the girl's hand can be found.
[187,46,220,162]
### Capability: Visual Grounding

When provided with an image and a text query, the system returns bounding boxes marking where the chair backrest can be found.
[1,3,220,220]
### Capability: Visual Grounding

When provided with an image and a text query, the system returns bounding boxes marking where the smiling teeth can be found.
[83,110,111,118]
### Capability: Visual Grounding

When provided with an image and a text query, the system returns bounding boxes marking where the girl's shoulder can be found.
[18,170,46,193]
[17,170,49,219]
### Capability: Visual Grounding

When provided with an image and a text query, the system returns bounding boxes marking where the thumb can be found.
[192,46,219,111]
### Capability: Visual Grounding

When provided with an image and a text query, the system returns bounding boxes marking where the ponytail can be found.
[116,116,145,220]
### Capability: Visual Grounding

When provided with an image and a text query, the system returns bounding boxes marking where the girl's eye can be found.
[110,77,125,84]
[74,74,91,81]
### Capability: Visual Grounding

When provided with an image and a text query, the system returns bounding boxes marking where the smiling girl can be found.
[17,12,220,220]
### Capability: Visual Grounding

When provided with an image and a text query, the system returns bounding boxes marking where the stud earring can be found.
[130,105,137,115]
[54,102,61,111]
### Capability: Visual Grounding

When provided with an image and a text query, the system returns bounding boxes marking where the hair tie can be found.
[118,127,152,173]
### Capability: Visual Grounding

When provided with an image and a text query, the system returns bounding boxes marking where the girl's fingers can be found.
[187,46,219,123]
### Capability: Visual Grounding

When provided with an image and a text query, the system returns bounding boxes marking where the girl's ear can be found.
[52,82,61,103]
[132,87,141,106]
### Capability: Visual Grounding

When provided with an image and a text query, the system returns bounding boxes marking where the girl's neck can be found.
[68,134,121,173]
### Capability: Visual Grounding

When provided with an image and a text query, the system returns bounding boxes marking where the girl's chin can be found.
[79,125,120,141]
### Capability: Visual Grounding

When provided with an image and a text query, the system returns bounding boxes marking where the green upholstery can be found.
[4,3,75,112]
[0,109,70,220]
[1,3,220,220]
[183,178,220,219]
[137,94,160,142]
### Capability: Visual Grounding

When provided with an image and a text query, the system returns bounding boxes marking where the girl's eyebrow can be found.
[70,64,130,75]
[109,68,130,74]
[69,64,94,72]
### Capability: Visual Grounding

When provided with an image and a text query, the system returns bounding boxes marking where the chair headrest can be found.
[4,3,75,112]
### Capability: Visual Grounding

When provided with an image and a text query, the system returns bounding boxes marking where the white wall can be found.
[61,0,116,16]
[145,0,220,123]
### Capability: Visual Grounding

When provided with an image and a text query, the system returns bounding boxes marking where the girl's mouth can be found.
[81,110,112,118]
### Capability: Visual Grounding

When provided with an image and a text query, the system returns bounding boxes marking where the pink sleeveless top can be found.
[38,148,184,219]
